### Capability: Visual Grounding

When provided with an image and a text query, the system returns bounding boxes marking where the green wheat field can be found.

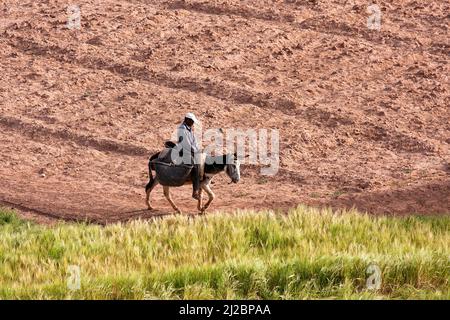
[0,206,448,300]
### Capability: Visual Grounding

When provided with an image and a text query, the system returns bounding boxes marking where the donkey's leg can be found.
[145,178,159,210]
[197,189,203,211]
[200,182,215,214]
[163,186,182,214]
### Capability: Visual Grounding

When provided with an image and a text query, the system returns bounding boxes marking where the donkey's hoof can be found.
[201,206,209,212]
[147,205,153,211]
[175,209,183,215]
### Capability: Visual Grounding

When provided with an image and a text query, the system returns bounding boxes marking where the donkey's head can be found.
[223,153,241,183]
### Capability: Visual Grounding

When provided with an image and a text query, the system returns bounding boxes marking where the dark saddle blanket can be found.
[149,146,192,187]
[154,155,193,187]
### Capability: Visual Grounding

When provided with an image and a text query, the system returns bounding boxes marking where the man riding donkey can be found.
[145,112,242,214]
[176,112,203,200]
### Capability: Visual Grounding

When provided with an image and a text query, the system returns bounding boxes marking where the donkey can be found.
[145,152,241,214]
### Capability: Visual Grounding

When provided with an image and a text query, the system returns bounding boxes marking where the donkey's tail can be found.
[146,153,159,192]
[145,162,154,192]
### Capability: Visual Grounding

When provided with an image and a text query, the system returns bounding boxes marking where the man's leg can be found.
[192,164,200,200]
[192,154,200,200]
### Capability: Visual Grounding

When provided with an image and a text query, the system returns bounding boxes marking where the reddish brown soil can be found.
[0,0,449,224]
